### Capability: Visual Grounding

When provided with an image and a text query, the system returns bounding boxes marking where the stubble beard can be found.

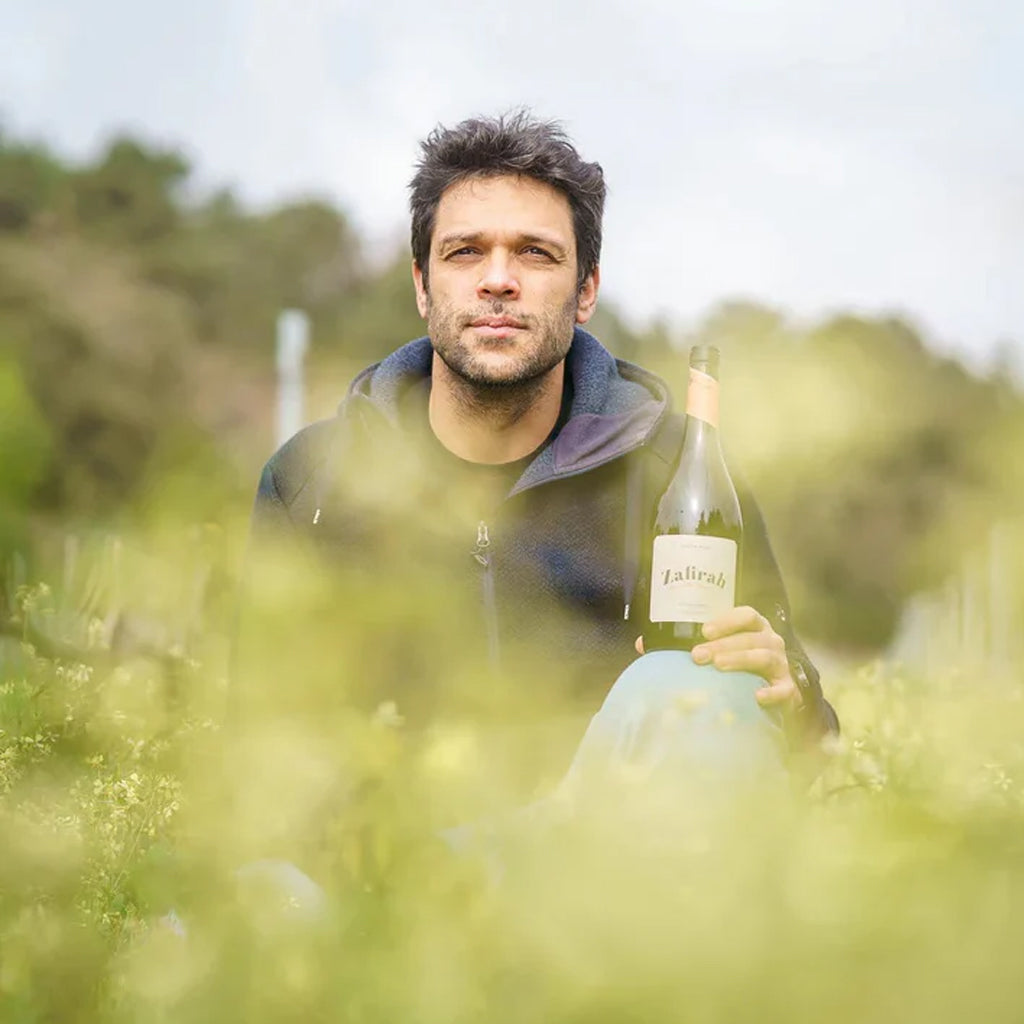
[426,292,579,419]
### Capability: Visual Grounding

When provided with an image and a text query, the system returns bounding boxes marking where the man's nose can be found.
[477,252,520,300]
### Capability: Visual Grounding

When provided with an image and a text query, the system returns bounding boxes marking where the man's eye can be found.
[447,247,478,258]
[524,246,551,257]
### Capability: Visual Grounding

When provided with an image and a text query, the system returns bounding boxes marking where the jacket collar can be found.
[341,327,672,488]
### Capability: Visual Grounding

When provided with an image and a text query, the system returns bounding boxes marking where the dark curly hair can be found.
[409,109,606,293]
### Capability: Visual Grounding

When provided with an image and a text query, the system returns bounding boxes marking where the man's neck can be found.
[428,354,567,465]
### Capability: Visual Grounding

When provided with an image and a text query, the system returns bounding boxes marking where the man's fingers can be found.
[691,630,784,662]
[755,677,798,706]
[697,646,790,682]
[701,605,768,640]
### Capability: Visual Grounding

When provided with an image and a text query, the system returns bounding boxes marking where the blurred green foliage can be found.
[0,125,1022,653]
[3,565,1024,1023]
[0,357,51,507]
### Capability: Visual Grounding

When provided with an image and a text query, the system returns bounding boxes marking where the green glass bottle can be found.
[643,345,743,651]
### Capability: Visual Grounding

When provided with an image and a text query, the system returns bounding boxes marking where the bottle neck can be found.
[685,366,720,429]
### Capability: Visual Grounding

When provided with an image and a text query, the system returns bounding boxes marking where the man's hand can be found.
[635,605,801,712]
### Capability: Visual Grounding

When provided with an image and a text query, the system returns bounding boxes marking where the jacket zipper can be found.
[470,520,500,669]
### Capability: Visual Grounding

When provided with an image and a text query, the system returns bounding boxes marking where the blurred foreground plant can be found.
[2,554,1024,1023]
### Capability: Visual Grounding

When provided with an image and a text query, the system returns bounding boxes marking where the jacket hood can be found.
[341,327,673,491]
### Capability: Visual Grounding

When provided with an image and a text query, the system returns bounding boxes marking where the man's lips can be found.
[469,317,526,329]
[468,316,527,338]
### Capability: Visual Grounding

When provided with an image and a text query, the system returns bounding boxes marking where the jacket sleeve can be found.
[737,484,840,741]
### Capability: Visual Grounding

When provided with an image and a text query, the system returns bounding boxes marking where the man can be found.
[239,111,836,809]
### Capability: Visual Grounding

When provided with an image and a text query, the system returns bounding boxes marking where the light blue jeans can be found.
[190,653,784,927]
[441,651,784,854]
[566,650,783,786]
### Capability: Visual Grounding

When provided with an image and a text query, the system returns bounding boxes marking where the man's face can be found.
[413,174,599,388]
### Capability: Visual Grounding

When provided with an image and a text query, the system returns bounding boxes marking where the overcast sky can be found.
[3,0,1022,369]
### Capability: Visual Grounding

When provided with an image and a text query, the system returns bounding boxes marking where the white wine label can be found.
[649,535,737,623]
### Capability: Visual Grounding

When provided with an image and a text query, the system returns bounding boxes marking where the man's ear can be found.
[575,266,601,324]
[412,260,429,319]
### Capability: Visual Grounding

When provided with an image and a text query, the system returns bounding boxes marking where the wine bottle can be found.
[644,345,743,651]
